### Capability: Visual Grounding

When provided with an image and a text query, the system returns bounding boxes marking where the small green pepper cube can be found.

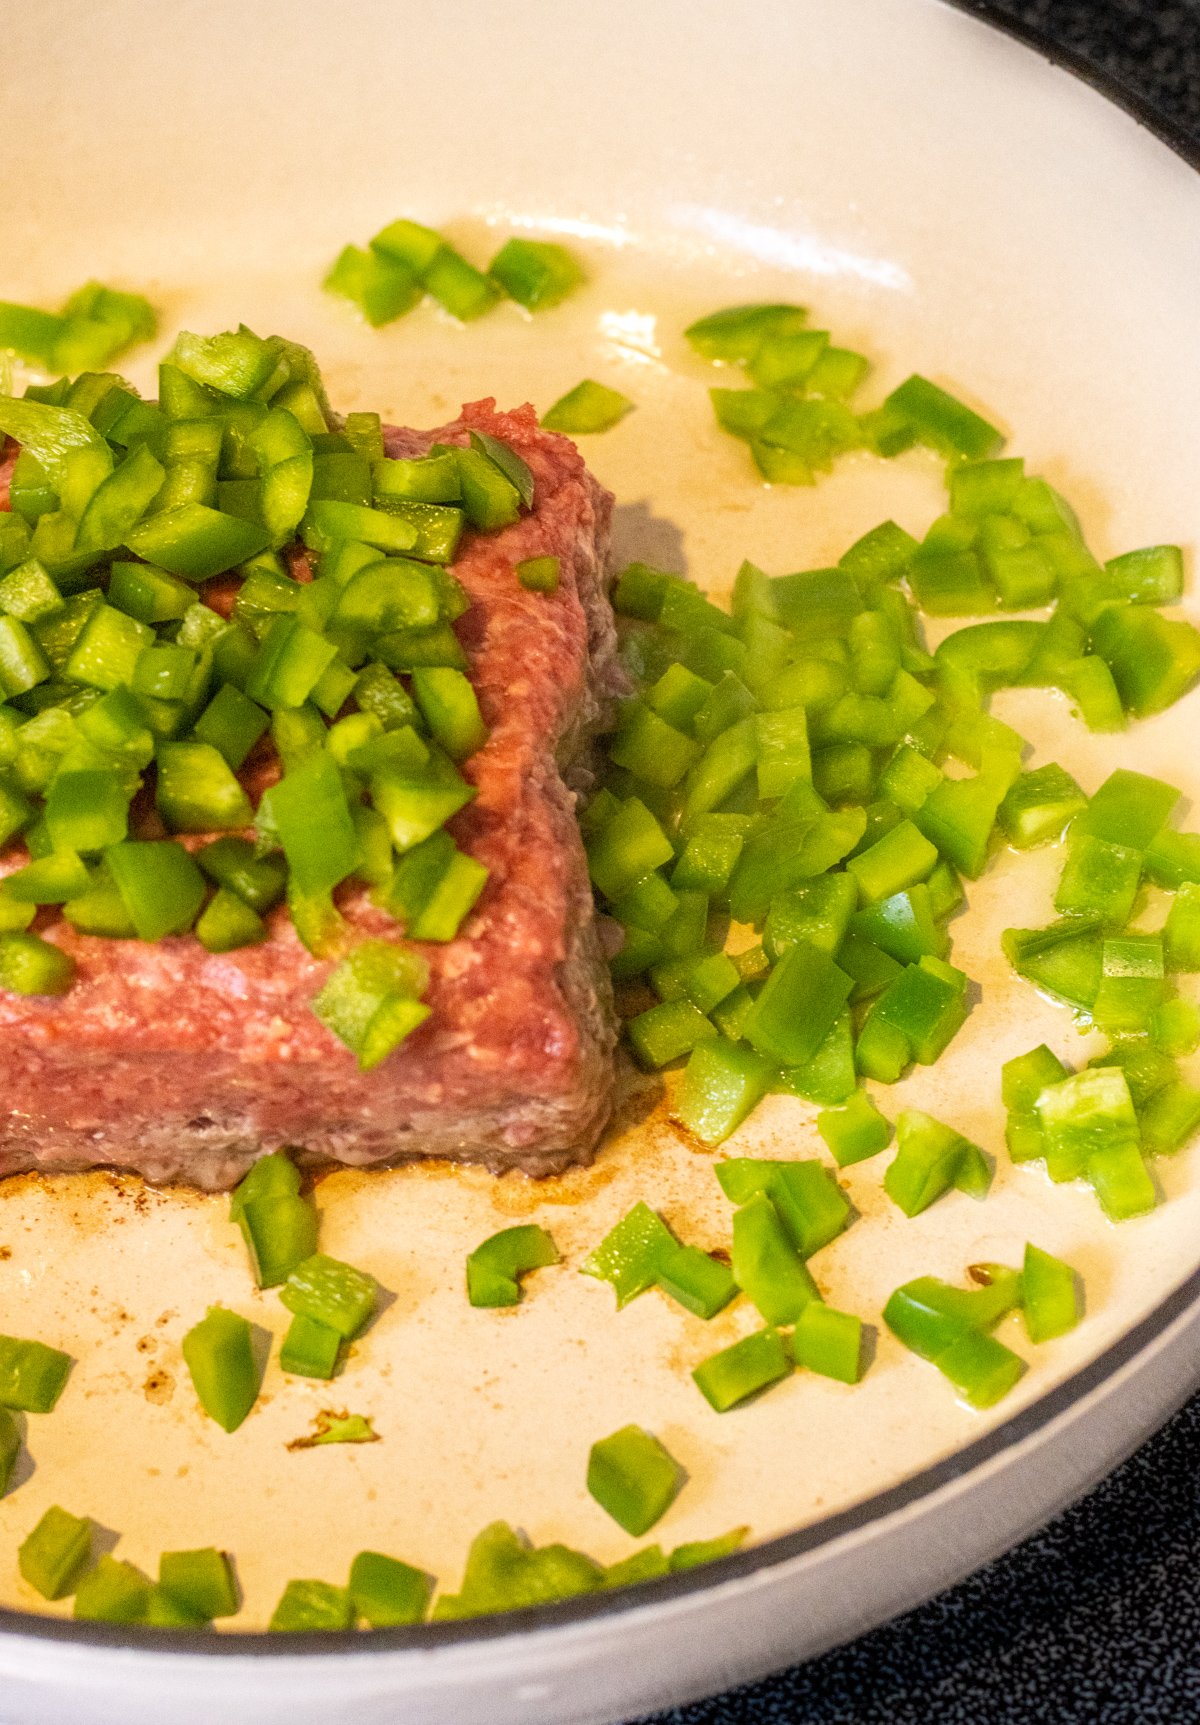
[1090,933,1165,1035]
[466,1224,559,1308]
[579,1202,674,1308]
[587,1425,684,1537]
[998,764,1088,849]
[673,1037,774,1147]
[0,1333,72,1413]
[1035,1067,1139,1184]
[626,998,717,1069]
[74,1555,153,1624]
[324,244,420,327]
[240,1192,319,1290]
[684,302,808,363]
[730,1193,819,1326]
[542,380,634,435]
[763,875,858,962]
[884,1111,985,1217]
[180,1306,262,1433]
[1139,1081,1200,1156]
[692,1328,792,1413]
[743,943,853,1069]
[791,1304,863,1383]
[846,819,938,905]
[1002,917,1104,1011]
[850,884,948,965]
[1144,829,1200,890]
[0,931,75,1000]
[935,1328,1026,1409]
[349,1551,433,1627]
[516,555,560,594]
[1103,544,1184,606]
[609,701,699,790]
[1088,1141,1158,1220]
[423,246,500,321]
[18,1505,93,1601]
[716,1158,850,1258]
[654,1241,737,1319]
[489,238,584,310]
[1076,768,1180,850]
[279,1313,342,1380]
[1150,997,1200,1057]
[280,1253,379,1339]
[105,840,206,940]
[269,1579,356,1632]
[586,797,673,902]
[158,1548,238,1620]
[1021,1244,1082,1344]
[817,1090,892,1167]
[1001,1044,1069,1112]
[1053,835,1142,926]
[156,740,253,835]
[883,375,1004,461]
[1164,882,1200,971]
[142,1584,210,1627]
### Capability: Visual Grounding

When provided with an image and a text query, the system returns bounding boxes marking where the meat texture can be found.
[0,401,623,1188]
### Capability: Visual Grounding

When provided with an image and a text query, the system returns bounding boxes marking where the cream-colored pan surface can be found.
[1,0,1199,1642]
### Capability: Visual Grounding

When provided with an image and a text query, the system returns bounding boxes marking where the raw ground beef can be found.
[0,401,624,1188]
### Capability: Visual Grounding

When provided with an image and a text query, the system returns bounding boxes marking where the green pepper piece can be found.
[240,1193,319,1289]
[324,244,420,326]
[541,379,635,435]
[104,839,206,940]
[579,1201,674,1307]
[1090,934,1164,1035]
[669,1528,749,1571]
[410,667,487,761]
[684,302,808,363]
[466,1224,559,1308]
[422,246,499,320]
[935,1328,1026,1409]
[742,942,852,1068]
[846,819,938,905]
[158,1548,238,1620]
[127,502,270,579]
[716,1158,850,1257]
[18,1505,93,1600]
[998,763,1087,849]
[587,1426,684,1537]
[0,394,106,486]
[1003,917,1104,1011]
[74,1555,153,1623]
[882,375,1003,461]
[0,932,75,996]
[0,1404,17,1497]
[1053,835,1142,926]
[817,1090,892,1166]
[1088,1140,1157,1220]
[1035,1066,1139,1184]
[311,939,430,1068]
[1021,1244,1081,1344]
[270,1579,356,1632]
[849,884,947,965]
[692,1328,792,1412]
[155,740,253,835]
[884,1111,989,1216]
[280,1253,378,1339]
[1139,1081,1200,1156]
[654,1241,737,1319]
[197,836,286,914]
[180,1306,262,1433]
[730,1193,819,1325]
[262,751,360,898]
[791,1304,863,1383]
[0,1332,71,1412]
[1002,1044,1069,1112]
[1077,769,1180,850]
[348,1551,432,1627]
[672,1037,774,1147]
[1092,605,1200,717]
[279,1313,342,1380]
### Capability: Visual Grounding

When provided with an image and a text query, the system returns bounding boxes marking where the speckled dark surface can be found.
[637,3,1200,1720]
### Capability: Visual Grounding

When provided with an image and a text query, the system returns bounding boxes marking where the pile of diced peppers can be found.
[0,324,548,1063]
[586,302,1200,1240]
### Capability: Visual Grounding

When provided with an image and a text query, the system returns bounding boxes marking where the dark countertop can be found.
[641,3,1200,1720]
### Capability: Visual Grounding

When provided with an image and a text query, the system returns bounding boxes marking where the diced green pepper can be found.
[18,1505,92,1600]
[180,1306,262,1433]
[158,1549,238,1621]
[743,942,852,1067]
[280,1253,378,1339]
[466,1224,559,1308]
[587,1426,684,1536]
[692,1328,792,1412]
[790,1303,863,1383]
[1022,1244,1081,1343]
[348,1551,432,1628]
[730,1193,819,1325]
[817,1090,892,1166]
[542,380,634,434]
[269,1579,355,1632]
[884,1111,990,1216]
[998,764,1087,849]
[0,932,75,996]
[673,1036,774,1146]
[279,1313,342,1380]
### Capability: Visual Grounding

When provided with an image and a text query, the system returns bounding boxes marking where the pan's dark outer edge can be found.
[2,0,1199,1664]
